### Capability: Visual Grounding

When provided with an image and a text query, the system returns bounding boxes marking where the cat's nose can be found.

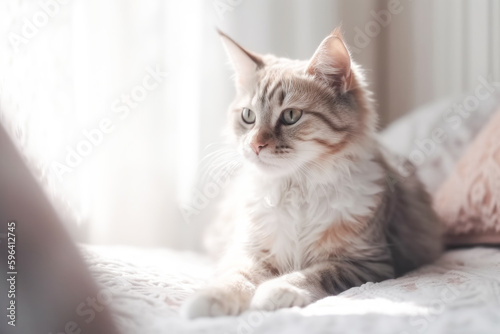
[251,141,268,155]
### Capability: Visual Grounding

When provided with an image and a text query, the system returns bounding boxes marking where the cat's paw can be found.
[250,280,312,311]
[181,289,247,318]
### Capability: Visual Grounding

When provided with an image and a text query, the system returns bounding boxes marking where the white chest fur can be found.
[240,153,385,271]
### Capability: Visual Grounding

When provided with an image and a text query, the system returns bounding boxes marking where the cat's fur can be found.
[182,28,442,318]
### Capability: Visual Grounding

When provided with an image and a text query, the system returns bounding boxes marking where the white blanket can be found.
[81,246,500,334]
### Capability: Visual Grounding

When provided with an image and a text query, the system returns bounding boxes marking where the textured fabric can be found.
[380,94,500,195]
[81,245,500,334]
[434,109,500,244]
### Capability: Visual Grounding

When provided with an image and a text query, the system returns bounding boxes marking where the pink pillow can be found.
[434,109,500,245]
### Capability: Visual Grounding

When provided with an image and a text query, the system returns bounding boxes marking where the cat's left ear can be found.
[306,28,353,93]
[217,30,263,89]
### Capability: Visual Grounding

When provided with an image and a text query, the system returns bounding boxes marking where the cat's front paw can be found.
[181,289,248,319]
[250,280,312,311]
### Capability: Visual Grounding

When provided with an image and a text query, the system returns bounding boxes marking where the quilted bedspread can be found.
[80,245,500,334]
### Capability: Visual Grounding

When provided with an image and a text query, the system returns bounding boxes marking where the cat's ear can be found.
[306,28,353,93]
[218,30,263,88]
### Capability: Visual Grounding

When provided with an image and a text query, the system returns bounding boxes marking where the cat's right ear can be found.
[217,30,263,89]
[306,28,353,93]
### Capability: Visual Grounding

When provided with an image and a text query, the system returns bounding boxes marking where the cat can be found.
[182,28,442,318]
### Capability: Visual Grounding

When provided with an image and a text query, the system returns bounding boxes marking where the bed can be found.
[81,245,500,334]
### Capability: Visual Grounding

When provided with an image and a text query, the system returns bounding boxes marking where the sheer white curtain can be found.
[0,0,208,249]
[69,0,214,248]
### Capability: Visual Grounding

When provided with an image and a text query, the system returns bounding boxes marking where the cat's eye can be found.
[280,108,303,125]
[241,108,256,124]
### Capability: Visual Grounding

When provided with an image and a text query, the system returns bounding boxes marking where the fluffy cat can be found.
[182,28,442,318]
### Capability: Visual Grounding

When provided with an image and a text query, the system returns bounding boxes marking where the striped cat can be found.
[182,28,442,318]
